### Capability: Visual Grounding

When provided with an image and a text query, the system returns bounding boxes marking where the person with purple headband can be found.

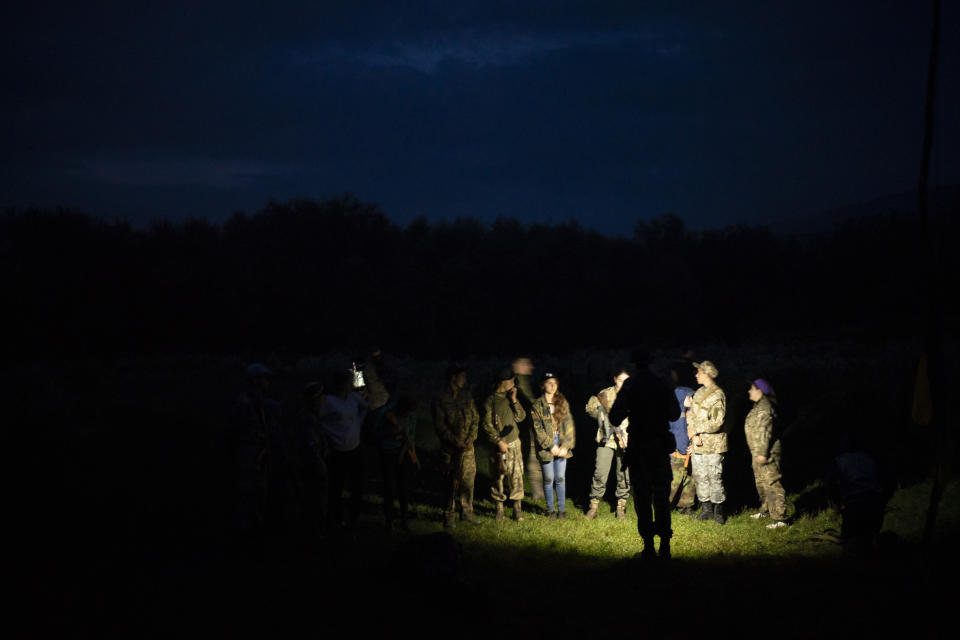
[744,378,788,528]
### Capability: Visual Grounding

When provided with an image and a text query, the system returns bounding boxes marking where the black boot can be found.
[696,501,713,521]
[713,502,726,525]
[641,536,657,562]
[658,537,671,560]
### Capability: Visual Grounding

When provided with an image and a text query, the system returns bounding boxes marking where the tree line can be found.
[2,194,954,360]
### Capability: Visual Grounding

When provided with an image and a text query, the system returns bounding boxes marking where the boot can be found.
[513,500,524,522]
[461,508,481,525]
[443,512,456,529]
[585,498,600,520]
[616,498,628,520]
[696,501,713,521]
[658,537,671,560]
[495,502,505,521]
[713,502,726,525]
[641,536,657,562]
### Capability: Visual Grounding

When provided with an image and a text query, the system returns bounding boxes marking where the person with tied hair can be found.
[531,372,576,519]
[482,367,527,521]
[745,378,787,528]
[684,360,728,524]
[433,364,480,528]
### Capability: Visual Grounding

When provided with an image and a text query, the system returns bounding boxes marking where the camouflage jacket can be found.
[433,387,480,452]
[364,360,391,411]
[482,391,527,445]
[687,383,727,454]
[585,386,630,449]
[531,395,576,462]
[744,396,781,459]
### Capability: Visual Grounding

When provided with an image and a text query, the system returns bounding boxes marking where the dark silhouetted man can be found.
[609,349,676,560]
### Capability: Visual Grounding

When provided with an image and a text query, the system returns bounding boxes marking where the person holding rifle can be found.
[584,366,631,520]
[433,364,480,528]
[482,367,527,521]
[668,364,697,514]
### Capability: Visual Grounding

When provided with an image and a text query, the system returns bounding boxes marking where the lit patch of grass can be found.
[388,478,956,576]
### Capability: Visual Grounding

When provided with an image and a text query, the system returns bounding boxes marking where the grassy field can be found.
[18,345,957,635]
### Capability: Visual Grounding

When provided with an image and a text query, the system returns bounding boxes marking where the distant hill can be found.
[771,184,959,235]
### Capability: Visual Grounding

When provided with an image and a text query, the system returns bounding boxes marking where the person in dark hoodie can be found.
[667,364,697,515]
[609,349,676,560]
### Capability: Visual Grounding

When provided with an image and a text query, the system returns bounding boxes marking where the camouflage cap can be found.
[498,366,516,381]
[693,360,719,379]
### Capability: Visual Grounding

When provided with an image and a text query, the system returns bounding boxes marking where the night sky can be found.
[3,1,957,234]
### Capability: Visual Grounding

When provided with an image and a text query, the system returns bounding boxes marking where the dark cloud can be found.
[2,1,957,231]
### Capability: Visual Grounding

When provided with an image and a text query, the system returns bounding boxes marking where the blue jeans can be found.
[542,457,567,513]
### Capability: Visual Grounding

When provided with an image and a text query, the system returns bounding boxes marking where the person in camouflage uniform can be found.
[433,364,480,528]
[513,357,545,501]
[584,367,631,519]
[744,378,787,527]
[685,360,728,524]
[482,367,527,521]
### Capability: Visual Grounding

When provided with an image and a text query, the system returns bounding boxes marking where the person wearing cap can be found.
[433,364,480,528]
[584,366,632,520]
[745,379,787,528]
[482,367,528,521]
[684,360,728,524]
[531,372,576,519]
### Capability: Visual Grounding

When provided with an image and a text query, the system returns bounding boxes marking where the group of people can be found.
[233,348,789,559]
[234,349,419,538]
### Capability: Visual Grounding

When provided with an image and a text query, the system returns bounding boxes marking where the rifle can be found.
[669,451,691,509]
[491,412,507,476]
[597,404,627,450]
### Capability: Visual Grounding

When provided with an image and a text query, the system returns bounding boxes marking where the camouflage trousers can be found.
[589,445,630,500]
[491,439,524,502]
[442,447,477,517]
[669,453,696,509]
[691,453,725,504]
[752,454,786,520]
